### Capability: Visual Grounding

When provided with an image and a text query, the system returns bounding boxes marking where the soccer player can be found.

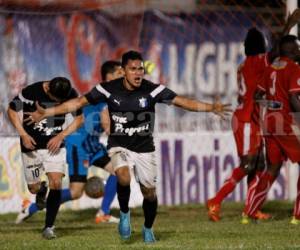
[25,50,231,243]
[206,28,270,222]
[7,77,84,239]
[243,35,300,223]
[15,61,123,225]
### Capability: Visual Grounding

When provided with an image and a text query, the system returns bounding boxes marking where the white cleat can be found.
[42,226,57,240]
[95,211,120,224]
[15,200,31,224]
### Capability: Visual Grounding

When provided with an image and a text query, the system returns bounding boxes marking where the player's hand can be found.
[212,96,232,119]
[24,102,46,125]
[21,134,36,150]
[286,8,300,30]
[47,134,63,154]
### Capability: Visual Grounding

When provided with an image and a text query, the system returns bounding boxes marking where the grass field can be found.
[1,201,300,249]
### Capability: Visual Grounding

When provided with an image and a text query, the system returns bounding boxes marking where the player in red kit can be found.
[206,28,270,222]
[243,35,300,224]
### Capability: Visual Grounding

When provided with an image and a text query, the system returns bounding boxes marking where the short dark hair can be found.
[101,60,121,81]
[279,34,298,56]
[48,77,72,101]
[244,27,266,56]
[121,50,143,68]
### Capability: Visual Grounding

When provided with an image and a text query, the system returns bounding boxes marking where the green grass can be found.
[1,201,300,249]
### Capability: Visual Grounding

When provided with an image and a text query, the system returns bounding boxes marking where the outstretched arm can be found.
[47,114,84,154]
[171,95,231,117]
[25,96,89,124]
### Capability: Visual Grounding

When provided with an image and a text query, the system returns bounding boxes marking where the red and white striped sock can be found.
[214,167,246,204]
[293,174,300,219]
[245,171,262,207]
[245,172,275,217]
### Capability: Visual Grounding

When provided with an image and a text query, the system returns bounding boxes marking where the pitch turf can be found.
[1,201,300,249]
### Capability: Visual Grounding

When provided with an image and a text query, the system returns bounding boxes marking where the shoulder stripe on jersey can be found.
[150,85,165,98]
[18,93,34,105]
[96,84,111,98]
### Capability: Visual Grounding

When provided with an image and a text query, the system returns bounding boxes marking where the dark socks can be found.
[143,198,158,228]
[45,189,61,228]
[117,182,130,213]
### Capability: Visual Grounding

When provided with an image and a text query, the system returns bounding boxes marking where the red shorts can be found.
[265,133,300,165]
[232,118,262,157]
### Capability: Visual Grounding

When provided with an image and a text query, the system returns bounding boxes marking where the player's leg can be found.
[133,151,157,243]
[207,121,259,221]
[15,151,46,224]
[91,151,118,223]
[42,149,66,239]
[243,135,282,219]
[109,148,131,239]
[291,170,300,224]
[62,144,87,203]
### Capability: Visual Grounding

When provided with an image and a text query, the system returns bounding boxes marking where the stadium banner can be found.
[0,10,267,135]
[0,134,297,214]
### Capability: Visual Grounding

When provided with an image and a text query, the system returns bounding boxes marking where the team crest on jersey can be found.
[138,97,148,108]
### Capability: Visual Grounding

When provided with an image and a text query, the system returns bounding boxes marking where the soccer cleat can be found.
[290,216,300,225]
[36,181,48,210]
[15,199,31,224]
[206,199,221,222]
[95,211,119,224]
[42,226,57,240]
[118,211,131,240]
[254,210,271,220]
[142,226,156,243]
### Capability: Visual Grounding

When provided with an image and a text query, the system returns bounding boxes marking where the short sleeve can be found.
[9,86,34,111]
[151,85,177,104]
[289,66,300,94]
[85,84,109,105]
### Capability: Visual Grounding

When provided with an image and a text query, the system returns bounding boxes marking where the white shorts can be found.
[21,148,66,185]
[109,147,157,188]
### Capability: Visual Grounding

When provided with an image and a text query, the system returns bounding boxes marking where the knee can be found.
[116,167,131,186]
[48,179,62,190]
[70,188,84,199]
[28,183,40,194]
[141,186,157,201]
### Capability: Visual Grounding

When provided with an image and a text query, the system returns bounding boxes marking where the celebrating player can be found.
[243,35,300,223]
[25,50,231,243]
[7,77,84,239]
[15,61,124,226]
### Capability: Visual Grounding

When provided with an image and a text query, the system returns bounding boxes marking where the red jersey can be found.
[258,57,300,133]
[234,54,269,122]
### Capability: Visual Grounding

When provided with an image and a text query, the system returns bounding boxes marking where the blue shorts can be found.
[66,142,110,183]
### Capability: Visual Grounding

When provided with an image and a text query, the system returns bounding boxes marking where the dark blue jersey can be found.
[85,78,177,152]
[65,103,107,154]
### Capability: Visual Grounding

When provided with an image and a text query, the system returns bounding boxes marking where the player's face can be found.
[123,59,144,90]
[106,66,124,81]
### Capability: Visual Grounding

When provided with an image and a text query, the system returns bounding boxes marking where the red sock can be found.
[245,171,262,207]
[245,172,275,217]
[214,167,246,204]
[293,175,300,219]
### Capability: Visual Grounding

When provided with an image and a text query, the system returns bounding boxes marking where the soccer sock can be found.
[143,198,158,228]
[45,189,61,228]
[214,167,246,204]
[101,175,117,215]
[60,188,72,203]
[28,203,39,215]
[293,174,300,218]
[245,171,262,207]
[245,172,275,217]
[117,182,130,214]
